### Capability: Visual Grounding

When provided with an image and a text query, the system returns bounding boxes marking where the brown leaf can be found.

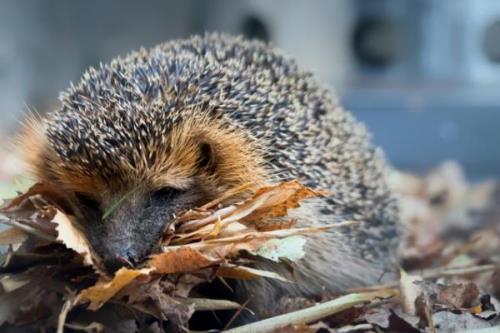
[217,264,290,282]
[0,180,344,331]
[175,180,323,236]
[0,227,28,245]
[436,282,480,309]
[118,278,194,326]
[0,251,74,273]
[199,182,254,210]
[174,269,216,297]
[1,182,72,214]
[238,180,323,228]
[53,211,95,266]
[386,311,421,333]
[0,196,57,241]
[148,247,219,274]
[77,267,151,310]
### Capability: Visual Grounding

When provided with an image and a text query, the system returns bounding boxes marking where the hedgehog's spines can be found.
[24,34,400,317]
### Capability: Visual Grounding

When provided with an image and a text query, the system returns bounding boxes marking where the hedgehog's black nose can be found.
[86,189,184,275]
[103,251,138,273]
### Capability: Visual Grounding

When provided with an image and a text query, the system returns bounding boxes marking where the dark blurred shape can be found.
[352,17,401,68]
[240,15,270,42]
[484,19,500,63]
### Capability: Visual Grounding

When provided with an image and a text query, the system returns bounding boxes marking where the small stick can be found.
[163,221,359,251]
[223,298,252,330]
[200,183,254,210]
[0,215,57,242]
[224,289,397,333]
[423,298,437,333]
[350,263,498,292]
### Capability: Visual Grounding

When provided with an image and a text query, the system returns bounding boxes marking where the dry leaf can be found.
[386,311,422,333]
[437,283,480,309]
[400,270,423,315]
[64,322,105,333]
[0,227,28,245]
[3,172,497,332]
[240,180,322,227]
[77,267,151,310]
[148,247,219,274]
[1,182,74,213]
[217,264,290,282]
[53,211,94,266]
[175,180,323,236]
[0,275,30,292]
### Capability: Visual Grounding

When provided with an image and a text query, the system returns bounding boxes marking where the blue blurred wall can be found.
[0,0,498,178]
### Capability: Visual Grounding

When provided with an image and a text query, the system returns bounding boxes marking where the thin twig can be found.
[164,221,359,251]
[0,215,57,242]
[200,183,254,210]
[224,289,398,333]
[185,297,242,311]
[350,263,499,293]
[423,298,437,333]
[223,298,252,331]
[57,295,76,333]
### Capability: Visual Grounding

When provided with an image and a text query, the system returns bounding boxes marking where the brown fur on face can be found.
[20,112,267,207]
[19,112,268,272]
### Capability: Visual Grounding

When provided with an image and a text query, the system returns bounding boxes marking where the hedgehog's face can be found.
[22,112,265,273]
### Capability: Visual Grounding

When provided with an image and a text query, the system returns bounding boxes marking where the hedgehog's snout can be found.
[92,221,160,274]
[102,244,144,273]
[91,196,175,274]
[81,187,206,274]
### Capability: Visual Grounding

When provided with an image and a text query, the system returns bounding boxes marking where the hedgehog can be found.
[21,34,401,319]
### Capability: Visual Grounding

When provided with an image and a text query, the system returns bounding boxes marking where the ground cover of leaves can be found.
[0,161,499,333]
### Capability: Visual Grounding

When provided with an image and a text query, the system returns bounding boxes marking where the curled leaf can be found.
[217,264,291,282]
[53,211,94,266]
[148,247,219,274]
[77,267,151,310]
[0,227,28,245]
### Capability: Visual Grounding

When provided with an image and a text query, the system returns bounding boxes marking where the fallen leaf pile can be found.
[0,161,499,332]
[0,180,348,332]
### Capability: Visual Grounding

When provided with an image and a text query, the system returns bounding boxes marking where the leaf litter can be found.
[0,162,499,332]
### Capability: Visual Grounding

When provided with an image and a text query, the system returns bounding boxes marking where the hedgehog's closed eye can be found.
[75,192,101,211]
[151,187,182,200]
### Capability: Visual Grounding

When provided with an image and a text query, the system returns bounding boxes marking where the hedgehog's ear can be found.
[196,141,218,174]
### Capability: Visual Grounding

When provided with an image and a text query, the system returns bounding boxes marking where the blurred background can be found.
[0,0,499,196]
